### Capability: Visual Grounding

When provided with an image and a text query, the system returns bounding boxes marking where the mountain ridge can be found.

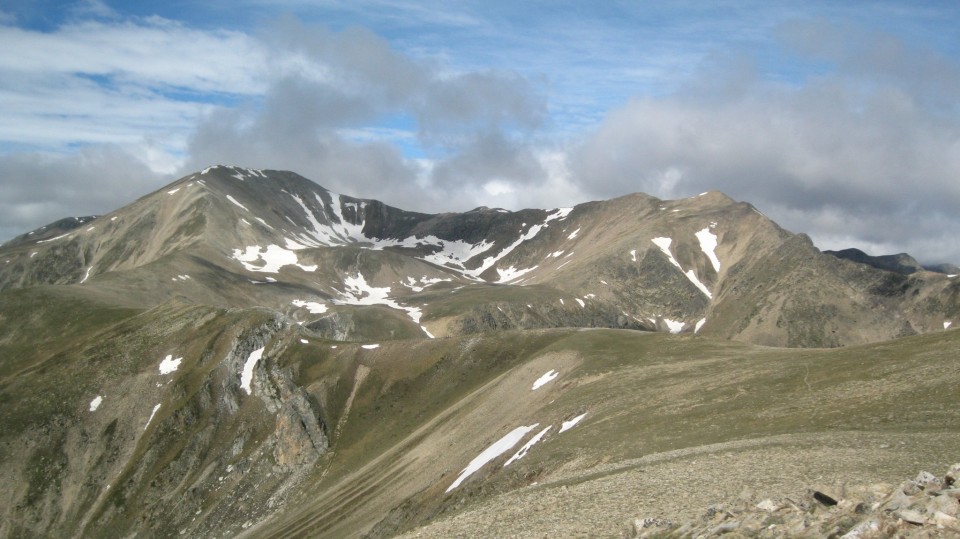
[1,165,959,538]
[1,164,958,347]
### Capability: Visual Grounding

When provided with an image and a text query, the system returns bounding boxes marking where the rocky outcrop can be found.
[263,364,329,467]
[224,320,330,467]
[626,464,960,538]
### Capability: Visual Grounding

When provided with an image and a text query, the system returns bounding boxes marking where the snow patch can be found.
[651,237,680,267]
[695,318,707,333]
[80,267,93,284]
[144,403,161,430]
[334,273,432,337]
[292,300,328,314]
[167,188,180,195]
[446,424,539,492]
[460,208,570,280]
[946,321,953,330]
[630,249,637,262]
[233,245,317,273]
[504,425,551,467]
[695,227,721,272]
[664,319,685,333]
[575,298,585,308]
[226,195,248,211]
[401,276,452,292]
[300,339,309,344]
[532,370,558,390]
[158,355,182,375]
[567,227,581,240]
[240,347,265,395]
[89,396,103,412]
[651,237,712,299]
[497,265,538,283]
[559,413,587,433]
[361,344,380,349]
[36,233,69,243]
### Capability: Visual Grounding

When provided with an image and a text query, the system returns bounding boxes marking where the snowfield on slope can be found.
[144,403,161,430]
[504,425,552,466]
[532,370,559,390]
[695,226,721,272]
[240,347,265,395]
[651,237,712,298]
[292,300,328,314]
[158,355,182,375]
[447,424,540,492]
[333,273,433,337]
[233,244,318,273]
[559,413,587,433]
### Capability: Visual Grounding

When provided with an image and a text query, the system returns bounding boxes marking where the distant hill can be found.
[823,247,926,274]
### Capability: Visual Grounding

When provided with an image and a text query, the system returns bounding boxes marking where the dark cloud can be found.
[430,132,546,190]
[415,71,546,143]
[569,20,960,264]
[256,16,545,136]
[0,145,166,242]
[182,18,548,212]
[183,100,422,205]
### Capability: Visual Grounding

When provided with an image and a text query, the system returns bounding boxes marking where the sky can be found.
[2,0,959,264]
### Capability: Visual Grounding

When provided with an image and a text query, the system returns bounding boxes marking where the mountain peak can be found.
[1,168,957,348]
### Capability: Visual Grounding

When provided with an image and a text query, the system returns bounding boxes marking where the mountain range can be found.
[1,166,957,538]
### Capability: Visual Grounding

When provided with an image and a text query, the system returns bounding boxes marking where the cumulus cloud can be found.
[4,9,960,266]
[570,19,960,263]
[182,16,550,212]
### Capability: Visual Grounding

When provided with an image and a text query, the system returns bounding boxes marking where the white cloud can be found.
[0,15,266,172]
[569,22,960,263]
[2,6,960,267]
[0,19,264,93]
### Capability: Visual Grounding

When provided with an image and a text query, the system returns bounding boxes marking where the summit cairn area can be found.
[627,463,960,538]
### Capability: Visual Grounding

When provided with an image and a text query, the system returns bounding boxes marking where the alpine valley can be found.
[1,166,958,538]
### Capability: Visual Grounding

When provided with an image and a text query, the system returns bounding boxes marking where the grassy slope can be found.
[386,329,960,537]
[3,282,958,538]
[248,328,960,538]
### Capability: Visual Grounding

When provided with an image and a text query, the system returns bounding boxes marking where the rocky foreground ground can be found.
[626,463,960,538]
